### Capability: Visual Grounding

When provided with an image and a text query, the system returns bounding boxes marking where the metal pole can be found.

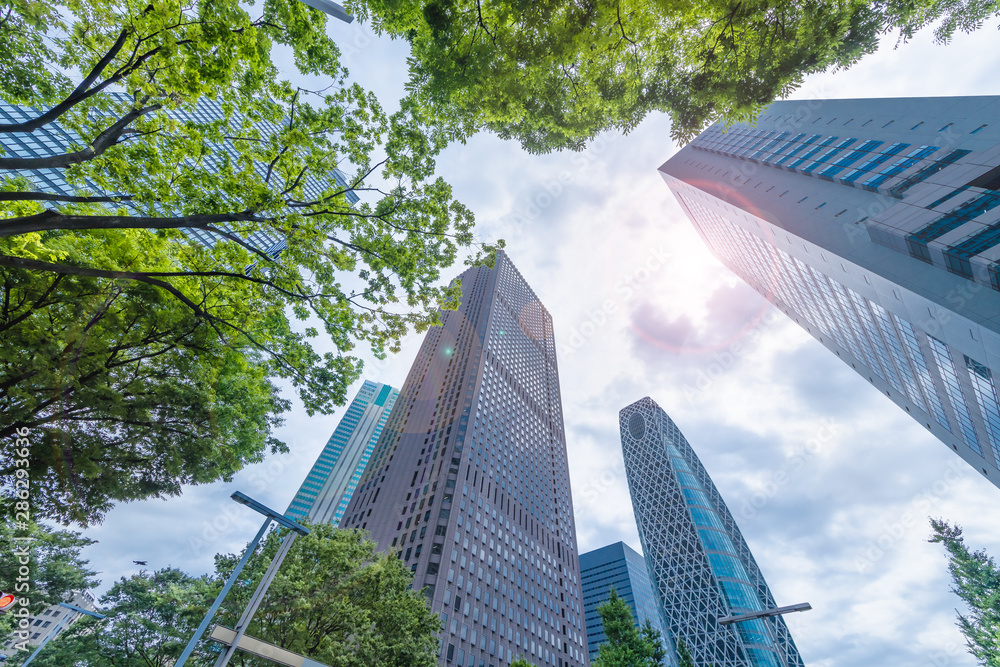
[21,613,72,666]
[214,531,299,667]
[22,601,104,665]
[175,517,271,667]
[298,0,354,23]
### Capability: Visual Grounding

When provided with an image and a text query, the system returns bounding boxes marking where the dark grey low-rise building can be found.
[579,541,672,664]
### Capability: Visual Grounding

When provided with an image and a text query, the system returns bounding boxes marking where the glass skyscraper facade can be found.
[286,380,399,526]
[579,541,671,665]
[660,96,1000,489]
[339,251,589,667]
[620,397,804,667]
[0,95,358,256]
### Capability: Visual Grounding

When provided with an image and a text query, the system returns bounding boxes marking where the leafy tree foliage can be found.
[1,243,294,524]
[14,525,440,666]
[930,518,1000,666]
[351,0,1000,151]
[592,588,664,667]
[0,519,99,641]
[5,567,215,666]
[0,0,496,524]
[213,523,441,666]
[677,638,696,667]
[888,0,1000,44]
[510,660,537,667]
[640,619,668,667]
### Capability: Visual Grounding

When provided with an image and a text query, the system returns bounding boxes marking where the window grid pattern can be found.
[802,137,856,174]
[965,356,1000,465]
[888,149,972,198]
[847,290,905,394]
[675,190,1000,451]
[580,542,670,663]
[943,220,1000,279]
[928,337,983,454]
[906,191,1000,264]
[339,253,588,667]
[0,96,358,257]
[870,304,928,412]
[684,196,923,391]
[893,316,952,431]
[860,145,940,191]
[286,381,399,526]
[688,124,957,198]
[620,398,804,667]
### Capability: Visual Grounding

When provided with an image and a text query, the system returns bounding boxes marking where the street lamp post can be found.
[716,602,812,626]
[297,0,354,23]
[717,602,812,667]
[213,494,309,667]
[175,491,309,667]
[22,603,105,666]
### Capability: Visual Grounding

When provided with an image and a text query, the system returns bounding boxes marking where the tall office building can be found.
[0,590,98,658]
[620,397,804,667]
[0,95,358,256]
[286,380,399,525]
[660,96,1000,488]
[579,541,671,665]
[340,252,589,667]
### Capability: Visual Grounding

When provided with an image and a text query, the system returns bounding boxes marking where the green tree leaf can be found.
[0,518,99,642]
[592,587,660,667]
[0,0,490,525]
[351,0,1000,150]
[929,518,1000,667]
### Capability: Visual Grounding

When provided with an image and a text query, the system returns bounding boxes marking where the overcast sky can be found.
[77,14,1000,667]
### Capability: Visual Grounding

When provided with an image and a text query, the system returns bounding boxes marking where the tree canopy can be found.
[212,523,441,666]
[592,588,666,667]
[929,518,1000,666]
[11,525,441,666]
[349,0,1000,151]
[0,0,498,525]
[0,518,99,642]
[676,638,696,667]
[5,567,216,666]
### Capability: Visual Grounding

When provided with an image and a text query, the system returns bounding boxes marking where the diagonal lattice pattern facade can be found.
[620,397,804,667]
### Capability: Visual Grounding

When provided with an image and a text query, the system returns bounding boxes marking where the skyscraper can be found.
[0,590,98,658]
[659,96,1000,488]
[579,541,671,664]
[339,252,589,667]
[286,380,399,525]
[620,397,804,667]
[0,95,358,256]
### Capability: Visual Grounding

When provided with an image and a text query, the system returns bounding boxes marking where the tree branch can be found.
[0,105,163,169]
[0,254,209,318]
[0,28,132,133]
[0,192,134,204]
[0,207,257,237]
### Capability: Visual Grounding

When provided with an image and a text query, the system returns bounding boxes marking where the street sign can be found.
[209,625,332,667]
